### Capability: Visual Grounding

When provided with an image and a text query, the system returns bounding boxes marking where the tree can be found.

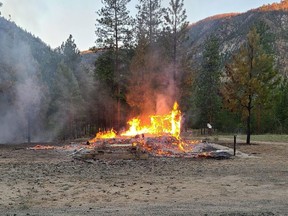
[274,78,288,133]
[96,0,133,49]
[178,52,195,130]
[136,0,164,46]
[163,0,189,81]
[95,0,133,129]
[221,27,279,144]
[56,34,80,71]
[196,35,221,127]
[126,38,156,116]
[54,35,87,138]
[48,61,83,139]
[126,0,169,119]
[255,21,275,55]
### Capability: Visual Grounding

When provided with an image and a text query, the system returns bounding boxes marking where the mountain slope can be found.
[187,1,288,75]
[0,17,63,142]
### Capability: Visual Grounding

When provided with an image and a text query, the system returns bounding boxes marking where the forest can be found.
[0,0,288,144]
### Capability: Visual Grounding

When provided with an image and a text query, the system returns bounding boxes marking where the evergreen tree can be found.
[178,52,195,130]
[163,0,189,81]
[96,0,133,49]
[48,61,83,139]
[57,34,80,71]
[275,78,288,133]
[126,0,170,118]
[126,37,156,116]
[95,50,116,96]
[221,27,279,144]
[136,0,164,46]
[95,0,133,129]
[255,21,275,55]
[196,35,221,127]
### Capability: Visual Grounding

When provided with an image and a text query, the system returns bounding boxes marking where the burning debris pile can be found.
[75,135,232,160]
[29,102,232,160]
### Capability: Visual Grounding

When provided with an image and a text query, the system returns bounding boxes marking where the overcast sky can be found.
[1,0,281,51]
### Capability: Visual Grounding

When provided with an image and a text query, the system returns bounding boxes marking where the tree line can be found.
[0,0,288,144]
[93,0,287,144]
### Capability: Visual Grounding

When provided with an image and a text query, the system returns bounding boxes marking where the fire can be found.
[171,102,181,139]
[28,145,56,150]
[89,102,184,152]
[90,128,117,141]
[121,118,149,136]
[27,101,228,159]
[28,102,226,159]
[121,102,182,138]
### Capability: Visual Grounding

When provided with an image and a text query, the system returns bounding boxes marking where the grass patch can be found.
[250,134,288,143]
[211,134,288,143]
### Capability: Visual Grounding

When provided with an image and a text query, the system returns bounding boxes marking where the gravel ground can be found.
[0,140,287,216]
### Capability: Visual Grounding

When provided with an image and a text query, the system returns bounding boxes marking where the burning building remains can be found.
[30,102,233,160]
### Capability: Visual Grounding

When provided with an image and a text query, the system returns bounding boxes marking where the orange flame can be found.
[89,102,183,153]
[121,102,181,139]
[90,129,117,142]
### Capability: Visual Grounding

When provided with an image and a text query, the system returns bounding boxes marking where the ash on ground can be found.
[71,135,233,161]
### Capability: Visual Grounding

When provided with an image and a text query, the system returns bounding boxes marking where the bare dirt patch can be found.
[0,140,287,215]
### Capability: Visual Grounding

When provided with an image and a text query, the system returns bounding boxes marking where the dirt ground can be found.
[0,139,287,216]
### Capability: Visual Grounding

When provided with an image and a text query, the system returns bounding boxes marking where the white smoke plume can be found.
[0,35,43,143]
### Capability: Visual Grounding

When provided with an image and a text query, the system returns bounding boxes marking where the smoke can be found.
[155,67,177,115]
[0,30,43,143]
[127,49,179,120]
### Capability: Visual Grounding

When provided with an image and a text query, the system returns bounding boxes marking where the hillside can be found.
[0,17,95,143]
[187,0,288,75]
[257,0,288,11]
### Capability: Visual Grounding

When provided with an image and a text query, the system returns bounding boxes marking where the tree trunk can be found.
[246,113,251,144]
[117,88,121,130]
[246,96,252,144]
[173,24,177,81]
[149,0,153,44]
[114,1,121,130]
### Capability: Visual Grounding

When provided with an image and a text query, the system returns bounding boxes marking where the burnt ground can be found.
[0,140,287,216]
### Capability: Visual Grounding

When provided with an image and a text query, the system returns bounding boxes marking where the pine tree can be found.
[126,37,156,116]
[196,35,221,127]
[57,34,80,71]
[96,0,133,129]
[221,27,279,144]
[275,78,288,133]
[96,0,133,49]
[163,0,189,81]
[126,0,170,117]
[47,61,83,139]
[136,0,164,46]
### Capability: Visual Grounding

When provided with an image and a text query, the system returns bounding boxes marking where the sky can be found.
[0,0,281,51]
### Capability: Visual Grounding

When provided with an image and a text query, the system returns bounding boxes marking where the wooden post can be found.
[233,135,237,156]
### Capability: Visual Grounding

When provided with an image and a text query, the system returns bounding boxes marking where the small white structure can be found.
[207,123,212,129]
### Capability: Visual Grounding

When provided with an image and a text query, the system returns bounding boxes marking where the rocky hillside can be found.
[188,0,288,75]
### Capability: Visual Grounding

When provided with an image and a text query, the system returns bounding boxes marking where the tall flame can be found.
[121,102,181,138]
[171,102,181,139]
[91,102,182,141]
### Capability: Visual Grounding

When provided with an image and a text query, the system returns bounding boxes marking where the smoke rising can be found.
[127,50,179,121]
[0,35,43,143]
